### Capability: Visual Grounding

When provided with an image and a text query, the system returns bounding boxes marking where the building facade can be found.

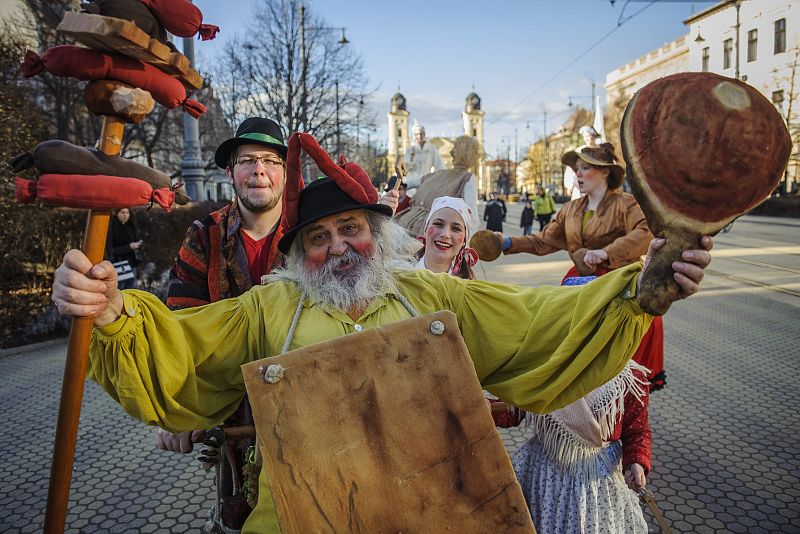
[604,35,689,152]
[686,0,799,191]
[604,0,799,193]
[386,91,487,193]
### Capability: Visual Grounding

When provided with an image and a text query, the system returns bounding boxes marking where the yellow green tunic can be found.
[88,264,651,533]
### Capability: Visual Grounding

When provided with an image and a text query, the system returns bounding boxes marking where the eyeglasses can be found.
[233,155,285,169]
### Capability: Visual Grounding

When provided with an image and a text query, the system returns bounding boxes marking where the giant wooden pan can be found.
[242,311,534,533]
[622,72,791,315]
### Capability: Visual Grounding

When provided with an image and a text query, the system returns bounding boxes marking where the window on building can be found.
[775,18,786,54]
[397,127,402,138]
[702,47,710,71]
[748,29,758,62]
[723,38,733,69]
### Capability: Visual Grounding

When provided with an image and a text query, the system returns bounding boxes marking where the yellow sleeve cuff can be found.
[95,291,141,339]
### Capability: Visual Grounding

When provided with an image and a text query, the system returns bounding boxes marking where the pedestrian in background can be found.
[105,207,142,290]
[533,185,556,230]
[520,200,534,236]
[484,192,506,232]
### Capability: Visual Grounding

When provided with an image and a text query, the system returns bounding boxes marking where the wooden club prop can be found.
[43,115,123,534]
[622,73,791,315]
[35,9,208,533]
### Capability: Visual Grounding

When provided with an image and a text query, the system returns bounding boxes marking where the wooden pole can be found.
[43,116,125,534]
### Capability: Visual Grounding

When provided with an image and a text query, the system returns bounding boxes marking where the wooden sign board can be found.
[57,11,203,89]
[242,311,534,533]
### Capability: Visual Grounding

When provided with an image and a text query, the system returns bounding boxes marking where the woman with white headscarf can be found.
[416,196,478,279]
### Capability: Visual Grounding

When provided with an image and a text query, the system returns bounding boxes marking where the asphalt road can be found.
[1,207,798,533]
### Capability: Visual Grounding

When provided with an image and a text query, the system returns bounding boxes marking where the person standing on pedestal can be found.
[394,135,481,237]
[404,123,445,189]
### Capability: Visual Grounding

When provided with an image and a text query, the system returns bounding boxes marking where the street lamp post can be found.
[299,1,349,134]
[542,109,548,187]
[300,2,308,133]
[568,79,596,115]
[733,0,742,80]
[298,1,349,180]
[180,24,206,201]
[335,79,340,155]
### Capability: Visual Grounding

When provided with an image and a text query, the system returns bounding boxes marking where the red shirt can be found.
[241,230,276,286]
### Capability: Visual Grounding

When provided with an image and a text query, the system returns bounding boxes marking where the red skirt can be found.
[561,266,665,391]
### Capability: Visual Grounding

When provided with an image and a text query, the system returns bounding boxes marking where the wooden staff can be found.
[44,116,124,534]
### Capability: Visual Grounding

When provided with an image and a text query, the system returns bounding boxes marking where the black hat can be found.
[214,117,287,168]
[277,178,392,254]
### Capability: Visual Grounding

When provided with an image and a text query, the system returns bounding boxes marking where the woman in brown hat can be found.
[496,142,665,390]
[495,142,658,533]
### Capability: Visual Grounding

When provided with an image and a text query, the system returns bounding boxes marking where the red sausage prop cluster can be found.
[21,45,206,118]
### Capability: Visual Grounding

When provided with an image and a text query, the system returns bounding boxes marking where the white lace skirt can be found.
[512,438,647,534]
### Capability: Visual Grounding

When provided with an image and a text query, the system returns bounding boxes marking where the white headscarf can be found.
[412,122,426,136]
[424,196,474,242]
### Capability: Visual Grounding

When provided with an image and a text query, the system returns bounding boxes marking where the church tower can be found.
[462,91,486,186]
[387,92,409,175]
[462,92,485,147]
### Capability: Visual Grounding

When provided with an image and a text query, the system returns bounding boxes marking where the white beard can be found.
[292,247,398,311]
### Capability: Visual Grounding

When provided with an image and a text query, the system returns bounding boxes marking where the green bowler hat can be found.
[214,117,288,168]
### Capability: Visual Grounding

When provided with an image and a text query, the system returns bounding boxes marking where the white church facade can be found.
[387,92,488,194]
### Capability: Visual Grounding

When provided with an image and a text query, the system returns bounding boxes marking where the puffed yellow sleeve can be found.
[87,289,262,432]
[453,263,652,413]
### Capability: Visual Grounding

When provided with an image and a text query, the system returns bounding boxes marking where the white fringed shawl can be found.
[524,360,650,481]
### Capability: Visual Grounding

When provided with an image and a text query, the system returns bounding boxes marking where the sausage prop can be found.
[138,0,219,40]
[15,174,175,212]
[9,139,190,205]
[621,72,791,315]
[21,45,206,118]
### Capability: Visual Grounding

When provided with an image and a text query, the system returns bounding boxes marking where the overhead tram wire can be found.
[490,0,659,125]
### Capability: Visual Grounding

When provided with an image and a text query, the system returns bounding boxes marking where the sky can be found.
[194,1,716,158]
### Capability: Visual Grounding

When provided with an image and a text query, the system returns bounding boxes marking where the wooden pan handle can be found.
[636,229,699,316]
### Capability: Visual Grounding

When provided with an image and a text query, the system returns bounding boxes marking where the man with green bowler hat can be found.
[158,117,297,531]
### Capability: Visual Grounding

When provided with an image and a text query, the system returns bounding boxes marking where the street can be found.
[1,206,798,533]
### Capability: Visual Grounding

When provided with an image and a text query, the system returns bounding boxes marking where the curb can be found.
[0,337,67,358]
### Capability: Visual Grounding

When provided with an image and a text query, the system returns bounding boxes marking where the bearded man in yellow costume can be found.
[51,133,712,533]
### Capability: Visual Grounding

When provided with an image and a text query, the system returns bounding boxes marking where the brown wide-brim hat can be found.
[562,144,625,189]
